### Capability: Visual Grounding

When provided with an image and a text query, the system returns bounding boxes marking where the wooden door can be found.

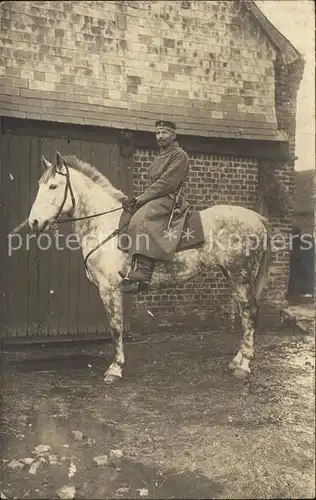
[0,118,132,339]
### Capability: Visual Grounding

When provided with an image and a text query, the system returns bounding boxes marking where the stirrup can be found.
[119,265,138,293]
[118,261,134,281]
[120,276,150,294]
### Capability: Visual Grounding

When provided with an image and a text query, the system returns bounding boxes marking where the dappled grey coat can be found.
[120,142,190,261]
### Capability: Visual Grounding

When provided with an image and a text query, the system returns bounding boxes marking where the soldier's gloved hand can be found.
[121,196,137,209]
[134,196,145,208]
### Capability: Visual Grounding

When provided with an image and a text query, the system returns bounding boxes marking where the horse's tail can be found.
[254,214,272,301]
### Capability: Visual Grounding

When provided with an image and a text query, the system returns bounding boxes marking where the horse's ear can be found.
[41,155,52,170]
[55,151,64,168]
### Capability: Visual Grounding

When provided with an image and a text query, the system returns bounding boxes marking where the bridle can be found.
[52,162,125,226]
[53,162,76,222]
[51,161,131,272]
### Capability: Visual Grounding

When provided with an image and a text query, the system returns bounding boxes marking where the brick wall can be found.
[0,0,279,139]
[131,148,260,325]
[133,150,258,210]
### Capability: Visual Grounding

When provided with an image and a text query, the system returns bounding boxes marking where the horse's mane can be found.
[64,155,124,200]
[41,155,124,202]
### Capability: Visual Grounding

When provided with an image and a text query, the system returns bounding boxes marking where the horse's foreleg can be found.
[229,284,258,378]
[100,288,125,384]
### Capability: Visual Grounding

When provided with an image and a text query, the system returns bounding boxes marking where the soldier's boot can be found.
[119,254,155,292]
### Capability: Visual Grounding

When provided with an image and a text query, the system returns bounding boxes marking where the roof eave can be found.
[244,0,304,65]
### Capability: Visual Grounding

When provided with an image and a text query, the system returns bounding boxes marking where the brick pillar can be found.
[258,55,305,305]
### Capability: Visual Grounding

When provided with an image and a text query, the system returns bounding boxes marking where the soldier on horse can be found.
[119,120,190,291]
[28,140,271,382]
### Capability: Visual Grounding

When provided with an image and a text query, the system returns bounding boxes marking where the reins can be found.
[82,205,136,272]
[55,204,130,274]
[55,205,124,225]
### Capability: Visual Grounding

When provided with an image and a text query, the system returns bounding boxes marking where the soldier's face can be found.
[156,128,175,148]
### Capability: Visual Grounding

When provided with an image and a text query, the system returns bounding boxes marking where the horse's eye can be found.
[49,184,57,190]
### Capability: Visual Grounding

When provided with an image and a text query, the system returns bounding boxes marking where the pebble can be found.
[110,449,123,459]
[137,488,149,497]
[56,485,76,500]
[32,444,51,456]
[116,487,130,496]
[68,463,77,478]
[20,458,35,466]
[72,430,83,441]
[93,455,109,467]
[7,459,24,472]
[48,455,59,465]
[86,437,96,446]
[29,459,44,475]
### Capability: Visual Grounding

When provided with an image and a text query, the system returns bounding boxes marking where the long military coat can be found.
[120,141,190,261]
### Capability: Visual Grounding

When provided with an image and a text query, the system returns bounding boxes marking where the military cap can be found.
[155,120,176,131]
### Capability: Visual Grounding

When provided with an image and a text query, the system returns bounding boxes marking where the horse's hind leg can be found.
[229,283,258,378]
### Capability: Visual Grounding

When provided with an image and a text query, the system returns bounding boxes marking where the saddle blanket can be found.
[175,210,205,252]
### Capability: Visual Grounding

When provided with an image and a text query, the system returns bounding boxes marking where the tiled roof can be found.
[0,98,287,143]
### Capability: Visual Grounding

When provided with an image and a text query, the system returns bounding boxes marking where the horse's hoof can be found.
[104,374,121,384]
[233,366,250,379]
[228,360,239,370]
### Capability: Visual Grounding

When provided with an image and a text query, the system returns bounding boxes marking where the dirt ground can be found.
[1,309,315,500]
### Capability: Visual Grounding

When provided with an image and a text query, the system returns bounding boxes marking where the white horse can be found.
[28,152,271,383]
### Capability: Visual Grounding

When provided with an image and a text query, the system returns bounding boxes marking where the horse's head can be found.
[29,151,75,233]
